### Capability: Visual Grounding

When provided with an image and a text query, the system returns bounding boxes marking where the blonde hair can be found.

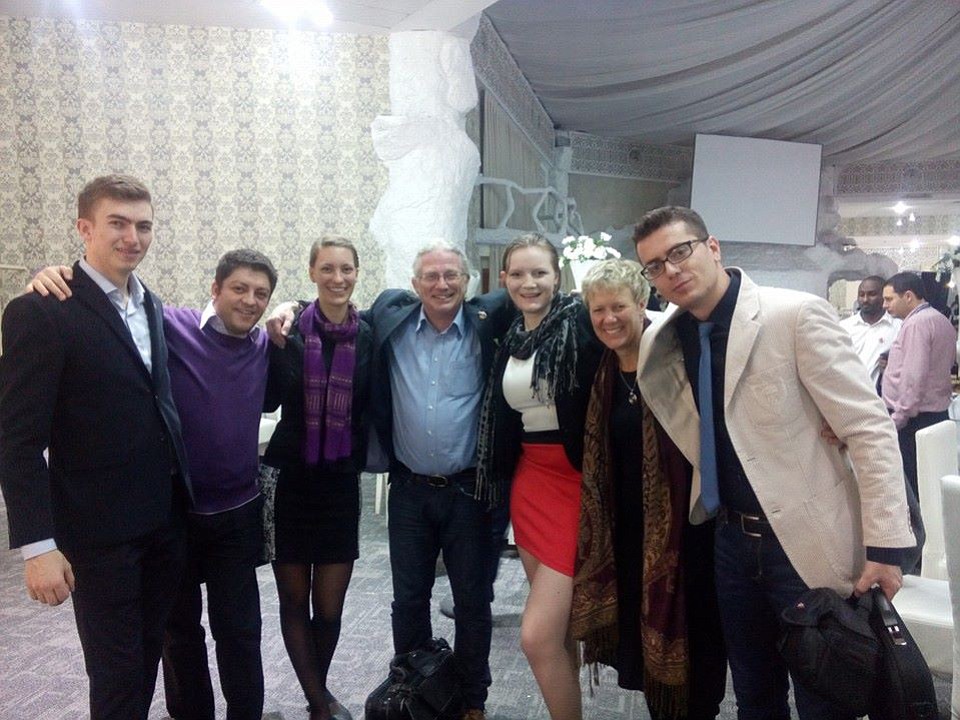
[581,259,650,307]
[309,235,359,268]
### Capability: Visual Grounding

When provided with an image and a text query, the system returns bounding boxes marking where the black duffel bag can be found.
[777,587,880,716]
[364,638,464,720]
[778,586,937,719]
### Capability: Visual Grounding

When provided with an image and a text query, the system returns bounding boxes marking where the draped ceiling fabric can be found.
[484,0,960,165]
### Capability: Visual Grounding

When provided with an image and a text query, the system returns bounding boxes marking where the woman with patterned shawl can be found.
[572,259,727,720]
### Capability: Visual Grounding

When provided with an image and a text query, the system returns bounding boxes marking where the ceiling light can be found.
[896,218,903,227]
[908,212,916,222]
[949,235,960,247]
[259,0,333,27]
[910,239,921,250]
[891,201,909,215]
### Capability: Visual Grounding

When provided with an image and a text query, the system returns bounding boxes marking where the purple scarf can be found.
[298,301,358,465]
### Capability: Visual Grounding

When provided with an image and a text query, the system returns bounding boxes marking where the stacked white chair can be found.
[941,474,960,718]
[893,420,958,675]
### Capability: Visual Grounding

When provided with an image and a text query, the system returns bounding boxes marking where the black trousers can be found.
[162,496,264,720]
[65,521,187,720]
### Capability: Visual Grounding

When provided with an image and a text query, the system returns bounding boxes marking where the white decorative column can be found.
[369,31,481,288]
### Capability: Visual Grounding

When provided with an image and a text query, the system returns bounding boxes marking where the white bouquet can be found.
[560,231,622,267]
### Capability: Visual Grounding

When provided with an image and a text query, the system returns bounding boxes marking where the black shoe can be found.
[325,690,353,720]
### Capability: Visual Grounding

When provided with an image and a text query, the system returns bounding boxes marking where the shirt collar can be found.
[79,257,145,306]
[852,311,896,326]
[200,300,261,340]
[904,301,931,321]
[704,269,741,328]
[416,303,465,337]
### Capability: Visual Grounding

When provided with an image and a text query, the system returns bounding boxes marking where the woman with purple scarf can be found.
[262,236,372,720]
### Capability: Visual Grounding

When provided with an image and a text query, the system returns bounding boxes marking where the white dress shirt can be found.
[839,311,901,385]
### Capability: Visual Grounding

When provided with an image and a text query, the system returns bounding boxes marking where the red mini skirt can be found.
[510,442,582,577]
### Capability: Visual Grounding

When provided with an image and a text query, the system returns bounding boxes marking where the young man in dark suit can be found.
[0,174,192,720]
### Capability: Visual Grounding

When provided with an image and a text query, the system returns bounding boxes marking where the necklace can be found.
[618,369,639,405]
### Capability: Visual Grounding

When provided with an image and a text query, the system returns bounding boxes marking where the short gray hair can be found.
[412,241,471,277]
[581,259,650,307]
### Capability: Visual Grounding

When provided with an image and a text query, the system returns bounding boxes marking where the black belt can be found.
[399,467,476,489]
[719,507,771,538]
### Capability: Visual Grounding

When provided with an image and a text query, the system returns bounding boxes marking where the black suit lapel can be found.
[70,264,153,383]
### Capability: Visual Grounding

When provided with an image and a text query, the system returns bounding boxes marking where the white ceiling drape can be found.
[485,0,960,164]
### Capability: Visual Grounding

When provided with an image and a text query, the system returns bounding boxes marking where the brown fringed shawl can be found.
[571,350,691,718]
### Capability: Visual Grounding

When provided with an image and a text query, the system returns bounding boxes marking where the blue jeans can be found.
[714,515,855,720]
[388,473,493,710]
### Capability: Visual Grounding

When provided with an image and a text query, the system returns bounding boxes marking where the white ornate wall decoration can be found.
[369,31,481,288]
[565,131,692,183]
[470,14,555,162]
[837,158,960,195]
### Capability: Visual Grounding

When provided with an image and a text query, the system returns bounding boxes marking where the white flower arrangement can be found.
[559,232,622,266]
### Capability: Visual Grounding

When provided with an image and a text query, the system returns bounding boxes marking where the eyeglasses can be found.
[640,237,709,279]
[417,271,465,285]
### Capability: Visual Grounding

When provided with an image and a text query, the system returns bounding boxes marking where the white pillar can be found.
[369,31,481,288]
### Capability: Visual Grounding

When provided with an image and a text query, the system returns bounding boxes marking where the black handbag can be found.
[364,638,464,720]
[778,586,937,719]
[777,587,880,716]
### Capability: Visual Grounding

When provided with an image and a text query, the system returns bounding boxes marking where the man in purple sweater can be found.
[31,249,277,720]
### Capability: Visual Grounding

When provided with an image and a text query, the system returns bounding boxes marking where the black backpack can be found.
[364,638,464,720]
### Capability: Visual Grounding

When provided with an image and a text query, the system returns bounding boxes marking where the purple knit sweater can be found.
[164,307,270,514]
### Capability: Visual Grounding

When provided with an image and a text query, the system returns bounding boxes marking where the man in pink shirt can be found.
[882,272,957,571]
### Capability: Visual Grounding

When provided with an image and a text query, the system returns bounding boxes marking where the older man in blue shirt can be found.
[367,243,512,720]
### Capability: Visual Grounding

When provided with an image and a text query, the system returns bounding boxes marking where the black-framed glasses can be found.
[640,237,709,279]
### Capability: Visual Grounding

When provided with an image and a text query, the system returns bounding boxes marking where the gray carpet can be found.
[0,475,951,719]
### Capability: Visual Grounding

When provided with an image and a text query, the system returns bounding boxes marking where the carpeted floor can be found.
[0,475,951,719]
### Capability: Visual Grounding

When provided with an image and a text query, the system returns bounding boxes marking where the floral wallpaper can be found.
[0,17,389,313]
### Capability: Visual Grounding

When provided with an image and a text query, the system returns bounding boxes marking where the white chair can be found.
[916,420,960,580]
[940,475,960,717]
[258,408,281,455]
[893,420,957,675]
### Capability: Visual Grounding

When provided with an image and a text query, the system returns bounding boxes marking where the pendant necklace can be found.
[619,370,639,405]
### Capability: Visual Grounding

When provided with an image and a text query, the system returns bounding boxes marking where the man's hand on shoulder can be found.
[854,559,902,601]
[25,549,75,606]
[265,301,300,348]
[25,265,73,301]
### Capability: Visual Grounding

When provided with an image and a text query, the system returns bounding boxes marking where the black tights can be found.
[274,561,354,720]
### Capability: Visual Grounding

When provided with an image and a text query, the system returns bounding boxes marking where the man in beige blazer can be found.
[634,206,915,720]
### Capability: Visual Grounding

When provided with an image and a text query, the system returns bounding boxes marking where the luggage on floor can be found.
[364,638,464,720]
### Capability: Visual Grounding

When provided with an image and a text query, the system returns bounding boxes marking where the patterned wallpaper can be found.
[0,17,389,313]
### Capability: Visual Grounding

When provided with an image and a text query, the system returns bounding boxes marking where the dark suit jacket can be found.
[0,263,190,551]
[366,288,514,469]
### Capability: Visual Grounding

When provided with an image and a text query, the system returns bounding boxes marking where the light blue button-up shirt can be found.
[388,304,482,476]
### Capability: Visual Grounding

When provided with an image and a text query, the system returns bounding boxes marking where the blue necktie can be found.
[698,322,720,515]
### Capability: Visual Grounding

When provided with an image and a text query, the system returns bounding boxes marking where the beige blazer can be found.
[637,269,914,594]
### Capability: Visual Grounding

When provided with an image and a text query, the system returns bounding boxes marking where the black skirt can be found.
[274,464,360,565]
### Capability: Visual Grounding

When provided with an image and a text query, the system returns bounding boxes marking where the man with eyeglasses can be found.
[634,206,915,720]
[365,242,513,720]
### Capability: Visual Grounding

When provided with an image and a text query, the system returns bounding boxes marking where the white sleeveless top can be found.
[502,352,560,433]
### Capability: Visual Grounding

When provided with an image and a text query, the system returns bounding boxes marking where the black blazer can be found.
[0,263,190,551]
[262,314,373,474]
[487,300,603,481]
[366,288,515,469]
